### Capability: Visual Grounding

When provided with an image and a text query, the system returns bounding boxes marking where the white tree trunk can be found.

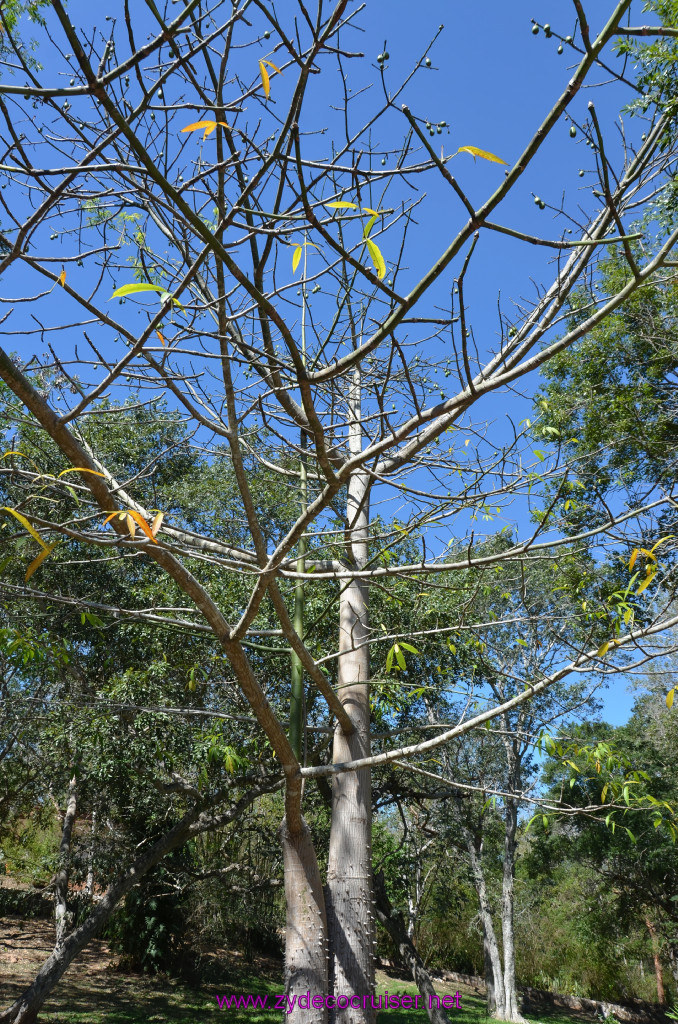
[500,782,527,1023]
[326,369,375,1024]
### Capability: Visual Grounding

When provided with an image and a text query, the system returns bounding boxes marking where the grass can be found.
[36,969,590,1024]
[0,914,604,1024]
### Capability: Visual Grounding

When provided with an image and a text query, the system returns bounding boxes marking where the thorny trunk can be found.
[281,817,329,1024]
[54,776,77,949]
[326,367,375,1024]
[644,916,665,1005]
[374,871,451,1024]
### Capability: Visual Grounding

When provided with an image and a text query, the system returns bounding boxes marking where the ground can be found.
[0,915,616,1024]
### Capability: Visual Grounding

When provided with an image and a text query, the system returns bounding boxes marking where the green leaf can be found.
[111,283,185,309]
[326,201,359,210]
[399,642,420,654]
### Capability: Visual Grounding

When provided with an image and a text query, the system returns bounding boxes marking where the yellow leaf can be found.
[361,207,379,216]
[457,145,508,165]
[25,542,58,583]
[637,569,656,595]
[628,549,639,570]
[597,641,610,657]
[127,511,158,544]
[58,268,66,287]
[151,511,164,537]
[326,201,359,210]
[259,61,270,99]
[261,59,282,75]
[667,688,675,710]
[56,467,106,479]
[365,237,386,279]
[181,119,228,140]
[126,513,136,539]
[1,507,48,550]
[157,331,166,347]
[292,244,302,273]
[181,119,215,133]
[363,214,379,239]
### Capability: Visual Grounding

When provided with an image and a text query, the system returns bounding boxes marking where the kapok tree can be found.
[1,2,677,1023]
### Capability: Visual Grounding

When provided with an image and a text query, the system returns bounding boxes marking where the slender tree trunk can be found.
[462,829,505,1019]
[373,871,451,1024]
[0,812,196,1024]
[281,817,328,1024]
[84,811,96,897]
[326,368,375,1024]
[644,916,666,1005]
[54,776,77,948]
[500,791,526,1024]
[483,934,498,1016]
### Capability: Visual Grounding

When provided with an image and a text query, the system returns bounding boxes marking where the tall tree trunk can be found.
[54,776,77,948]
[500,791,526,1024]
[373,871,451,1024]
[462,827,505,1019]
[483,934,499,1016]
[326,368,375,1024]
[281,816,328,1024]
[644,916,666,1005]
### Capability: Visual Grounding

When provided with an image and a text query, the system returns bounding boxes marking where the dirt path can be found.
[0,915,247,1023]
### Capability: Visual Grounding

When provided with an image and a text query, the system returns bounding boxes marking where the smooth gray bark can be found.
[499,738,527,1024]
